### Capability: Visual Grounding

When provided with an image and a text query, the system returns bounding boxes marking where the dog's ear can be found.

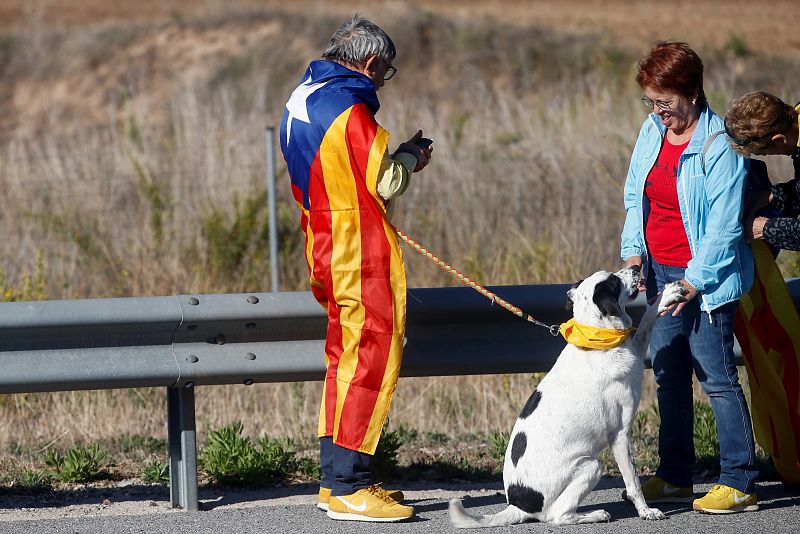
[592,275,623,318]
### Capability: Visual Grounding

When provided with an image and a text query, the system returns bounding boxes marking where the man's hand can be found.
[658,278,697,317]
[395,130,432,172]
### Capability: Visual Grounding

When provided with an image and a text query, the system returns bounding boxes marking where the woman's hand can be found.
[658,278,697,316]
[749,216,768,240]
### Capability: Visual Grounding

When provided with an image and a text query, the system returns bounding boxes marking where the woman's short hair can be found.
[636,41,706,106]
[322,14,396,67]
[725,92,798,156]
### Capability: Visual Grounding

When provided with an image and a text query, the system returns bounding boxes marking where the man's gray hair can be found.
[322,14,396,66]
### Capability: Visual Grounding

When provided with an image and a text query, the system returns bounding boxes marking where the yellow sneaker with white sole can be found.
[693,484,758,514]
[326,484,413,522]
[318,485,404,511]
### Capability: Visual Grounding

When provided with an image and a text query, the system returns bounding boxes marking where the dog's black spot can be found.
[510,432,527,467]
[507,483,544,514]
[519,390,542,419]
[592,274,623,317]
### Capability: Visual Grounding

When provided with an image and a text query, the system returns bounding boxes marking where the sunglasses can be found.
[380,58,397,81]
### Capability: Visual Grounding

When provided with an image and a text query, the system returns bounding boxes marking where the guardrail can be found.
[1,280,798,511]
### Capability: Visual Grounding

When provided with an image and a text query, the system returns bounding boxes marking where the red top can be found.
[645,137,692,267]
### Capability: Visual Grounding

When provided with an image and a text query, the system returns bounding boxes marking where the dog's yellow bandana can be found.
[559,318,635,350]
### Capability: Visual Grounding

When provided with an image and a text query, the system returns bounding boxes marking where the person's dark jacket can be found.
[763,156,800,251]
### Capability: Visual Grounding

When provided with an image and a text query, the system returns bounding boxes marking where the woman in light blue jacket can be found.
[620,42,757,514]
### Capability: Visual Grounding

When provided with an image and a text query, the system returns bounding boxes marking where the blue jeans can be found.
[647,259,758,493]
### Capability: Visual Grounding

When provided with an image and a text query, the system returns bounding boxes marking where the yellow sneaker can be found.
[317,487,332,511]
[623,476,694,503]
[318,484,404,511]
[693,484,758,514]
[327,484,414,522]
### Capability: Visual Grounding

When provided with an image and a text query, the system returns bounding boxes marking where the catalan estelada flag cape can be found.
[280,60,406,455]
[734,239,800,485]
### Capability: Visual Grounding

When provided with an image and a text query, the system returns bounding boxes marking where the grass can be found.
[141,460,170,485]
[2,405,779,492]
[0,5,797,487]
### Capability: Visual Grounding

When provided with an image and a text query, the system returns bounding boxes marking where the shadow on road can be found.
[0,477,796,516]
[0,484,169,510]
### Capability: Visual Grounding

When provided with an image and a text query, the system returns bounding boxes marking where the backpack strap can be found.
[701,130,725,174]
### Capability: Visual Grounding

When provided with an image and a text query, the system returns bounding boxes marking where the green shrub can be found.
[296,456,321,480]
[630,404,659,440]
[393,423,418,443]
[200,192,268,289]
[371,427,405,480]
[141,460,170,485]
[694,400,720,459]
[489,430,510,463]
[44,443,110,483]
[17,469,51,490]
[198,421,298,486]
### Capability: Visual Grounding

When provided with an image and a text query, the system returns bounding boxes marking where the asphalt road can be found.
[0,478,798,534]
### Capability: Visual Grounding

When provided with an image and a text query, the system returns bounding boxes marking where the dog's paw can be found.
[658,282,688,314]
[639,507,666,521]
[592,510,611,523]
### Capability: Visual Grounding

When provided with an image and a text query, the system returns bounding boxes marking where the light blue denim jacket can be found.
[620,104,754,312]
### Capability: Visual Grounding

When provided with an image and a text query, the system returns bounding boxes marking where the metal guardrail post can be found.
[265,126,280,293]
[167,385,199,511]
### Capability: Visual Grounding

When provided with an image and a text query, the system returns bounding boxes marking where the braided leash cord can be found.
[394,228,560,336]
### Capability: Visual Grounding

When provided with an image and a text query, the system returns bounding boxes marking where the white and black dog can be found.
[449,268,686,527]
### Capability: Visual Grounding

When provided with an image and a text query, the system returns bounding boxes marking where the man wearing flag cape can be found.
[280,15,432,523]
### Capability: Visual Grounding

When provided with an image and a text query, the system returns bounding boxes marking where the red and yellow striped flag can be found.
[735,239,800,485]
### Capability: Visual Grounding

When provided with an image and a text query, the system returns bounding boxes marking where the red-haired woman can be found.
[620,42,758,513]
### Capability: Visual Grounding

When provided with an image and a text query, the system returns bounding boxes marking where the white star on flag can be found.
[285,75,328,144]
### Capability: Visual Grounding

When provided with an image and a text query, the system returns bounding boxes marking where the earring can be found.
[692,98,697,105]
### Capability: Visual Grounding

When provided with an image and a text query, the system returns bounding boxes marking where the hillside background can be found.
[0,0,798,476]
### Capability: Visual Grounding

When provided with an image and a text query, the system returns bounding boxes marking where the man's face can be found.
[363,56,394,91]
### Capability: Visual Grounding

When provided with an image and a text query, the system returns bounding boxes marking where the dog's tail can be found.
[448,499,530,528]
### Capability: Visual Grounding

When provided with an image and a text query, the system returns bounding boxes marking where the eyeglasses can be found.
[641,95,677,111]
[724,117,774,147]
[380,58,397,81]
